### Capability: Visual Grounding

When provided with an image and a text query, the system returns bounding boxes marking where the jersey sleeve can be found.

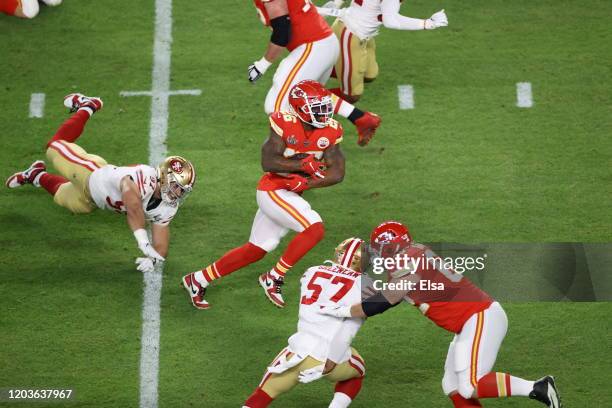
[269,111,301,141]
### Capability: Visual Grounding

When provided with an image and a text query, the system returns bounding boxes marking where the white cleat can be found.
[40,0,63,6]
[6,160,46,189]
[63,93,103,113]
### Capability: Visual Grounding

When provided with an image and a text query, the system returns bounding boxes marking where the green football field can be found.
[1,0,611,407]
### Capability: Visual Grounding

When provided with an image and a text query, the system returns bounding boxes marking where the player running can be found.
[317,0,448,102]
[6,93,196,273]
[249,0,382,147]
[243,237,369,408]
[182,80,348,309]
[319,221,563,408]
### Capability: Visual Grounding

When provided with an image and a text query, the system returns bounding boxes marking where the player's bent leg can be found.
[325,349,366,408]
[53,182,96,214]
[364,38,379,83]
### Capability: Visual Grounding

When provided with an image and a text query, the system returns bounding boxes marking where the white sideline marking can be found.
[121,89,202,97]
[516,82,533,108]
[29,93,45,118]
[398,85,414,110]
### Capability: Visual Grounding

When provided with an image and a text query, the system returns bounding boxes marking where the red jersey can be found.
[257,111,343,191]
[399,243,493,334]
[254,0,333,51]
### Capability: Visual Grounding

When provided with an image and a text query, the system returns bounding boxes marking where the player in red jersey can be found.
[182,80,349,309]
[319,221,563,408]
[248,0,382,147]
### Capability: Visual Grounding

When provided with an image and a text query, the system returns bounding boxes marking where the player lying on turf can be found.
[319,221,563,408]
[248,0,382,146]
[183,80,347,309]
[6,94,196,273]
[317,0,448,103]
[0,0,61,19]
[243,237,369,408]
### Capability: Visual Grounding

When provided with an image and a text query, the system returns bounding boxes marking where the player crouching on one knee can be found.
[243,237,369,408]
[6,93,196,273]
[182,80,347,310]
[319,221,563,408]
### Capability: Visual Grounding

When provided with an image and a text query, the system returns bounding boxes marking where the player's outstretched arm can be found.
[319,290,402,319]
[381,0,448,31]
[248,0,290,82]
[261,130,304,173]
[305,144,345,190]
[121,176,165,262]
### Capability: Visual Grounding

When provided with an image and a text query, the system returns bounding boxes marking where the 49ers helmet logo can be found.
[170,160,184,174]
[317,137,330,149]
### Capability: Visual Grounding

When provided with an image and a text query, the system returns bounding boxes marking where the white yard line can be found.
[121,89,201,97]
[397,85,414,110]
[516,82,533,108]
[29,93,45,118]
[139,1,173,408]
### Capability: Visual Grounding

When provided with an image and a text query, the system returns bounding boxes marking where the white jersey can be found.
[88,164,177,225]
[288,263,367,363]
[330,0,424,40]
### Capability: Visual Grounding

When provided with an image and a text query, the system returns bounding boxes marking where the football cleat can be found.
[63,93,103,113]
[181,273,210,310]
[354,111,381,146]
[6,160,46,189]
[259,271,285,308]
[529,376,562,408]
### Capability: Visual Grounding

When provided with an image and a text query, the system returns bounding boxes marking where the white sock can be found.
[328,392,352,408]
[270,270,283,281]
[79,107,94,117]
[510,376,534,397]
[336,100,355,119]
[192,270,209,288]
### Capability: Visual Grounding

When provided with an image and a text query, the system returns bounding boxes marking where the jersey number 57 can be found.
[301,271,354,305]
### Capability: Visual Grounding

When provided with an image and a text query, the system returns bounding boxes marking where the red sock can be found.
[38,173,68,196]
[244,387,273,408]
[47,110,91,147]
[335,377,363,400]
[477,372,512,398]
[450,393,482,407]
[0,0,20,15]
[200,243,267,283]
[272,222,324,278]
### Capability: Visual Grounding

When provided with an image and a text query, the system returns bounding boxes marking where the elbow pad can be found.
[270,15,290,47]
[362,292,398,317]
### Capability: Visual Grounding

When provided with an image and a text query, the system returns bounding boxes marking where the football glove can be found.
[284,174,309,193]
[300,155,326,179]
[317,304,352,318]
[135,257,157,273]
[134,229,165,262]
[248,57,272,83]
[427,9,448,29]
[267,353,305,374]
[298,365,325,383]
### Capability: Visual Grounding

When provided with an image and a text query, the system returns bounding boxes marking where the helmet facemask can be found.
[161,172,192,206]
[158,156,195,207]
[288,81,334,128]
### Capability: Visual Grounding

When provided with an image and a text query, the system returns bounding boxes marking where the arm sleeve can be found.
[380,0,426,31]
[270,15,291,46]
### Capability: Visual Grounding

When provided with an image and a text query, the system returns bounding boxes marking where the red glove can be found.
[300,155,326,179]
[284,174,309,193]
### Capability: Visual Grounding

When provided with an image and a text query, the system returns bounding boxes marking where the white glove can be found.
[133,229,165,261]
[135,257,156,273]
[298,365,325,383]
[317,304,352,318]
[248,57,272,83]
[426,9,448,29]
[267,353,305,374]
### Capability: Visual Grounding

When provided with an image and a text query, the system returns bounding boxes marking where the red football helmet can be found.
[369,221,412,259]
[288,80,334,128]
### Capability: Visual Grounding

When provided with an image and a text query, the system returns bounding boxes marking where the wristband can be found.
[255,57,272,73]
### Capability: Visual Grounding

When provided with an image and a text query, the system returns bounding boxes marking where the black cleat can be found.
[529,376,562,408]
